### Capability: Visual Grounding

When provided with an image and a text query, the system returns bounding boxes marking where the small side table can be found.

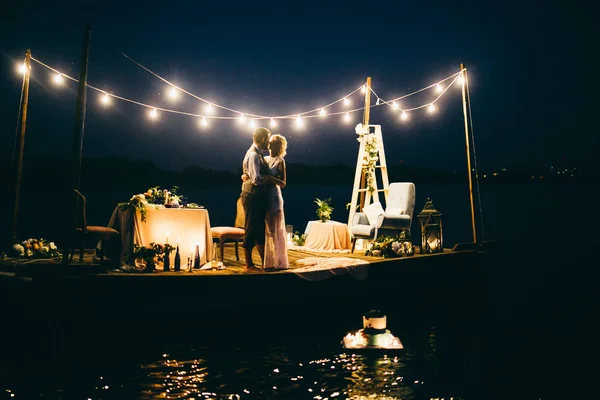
[304,220,351,251]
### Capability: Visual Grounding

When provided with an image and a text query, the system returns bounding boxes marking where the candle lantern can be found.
[286,225,293,244]
[417,198,443,254]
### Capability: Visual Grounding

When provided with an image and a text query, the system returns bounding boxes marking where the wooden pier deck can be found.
[0,243,462,276]
[0,243,487,319]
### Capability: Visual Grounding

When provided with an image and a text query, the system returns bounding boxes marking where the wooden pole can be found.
[11,49,31,243]
[359,77,372,211]
[63,25,91,265]
[460,63,477,243]
[362,77,372,126]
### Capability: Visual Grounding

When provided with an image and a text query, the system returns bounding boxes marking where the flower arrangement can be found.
[291,231,307,246]
[12,238,60,259]
[315,197,334,222]
[144,186,182,206]
[356,132,379,194]
[365,231,414,258]
[132,242,168,272]
[120,186,185,222]
[125,193,150,222]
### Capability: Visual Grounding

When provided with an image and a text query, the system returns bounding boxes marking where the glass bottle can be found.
[193,245,200,269]
[174,244,181,272]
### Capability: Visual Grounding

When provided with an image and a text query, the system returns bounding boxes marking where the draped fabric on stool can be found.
[71,190,120,264]
[210,197,245,262]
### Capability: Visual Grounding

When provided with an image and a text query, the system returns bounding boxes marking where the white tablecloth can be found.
[304,220,351,251]
[134,208,213,265]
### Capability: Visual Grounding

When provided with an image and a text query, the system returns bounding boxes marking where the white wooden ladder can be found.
[347,124,390,227]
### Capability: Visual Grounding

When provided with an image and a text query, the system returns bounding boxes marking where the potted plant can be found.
[133,242,165,272]
[315,197,334,222]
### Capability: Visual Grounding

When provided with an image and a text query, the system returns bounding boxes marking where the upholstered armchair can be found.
[350,182,416,252]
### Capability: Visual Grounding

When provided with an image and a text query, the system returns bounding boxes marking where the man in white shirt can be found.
[241,127,272,270]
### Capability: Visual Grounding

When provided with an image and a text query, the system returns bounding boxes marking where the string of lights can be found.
[20,55,464,130]
[121,52,367,120]
[369,72,463,121]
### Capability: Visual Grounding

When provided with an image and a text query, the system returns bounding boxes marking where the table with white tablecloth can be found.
[102,206,213,266]
[134,208,213,265]
[303,220,352,251]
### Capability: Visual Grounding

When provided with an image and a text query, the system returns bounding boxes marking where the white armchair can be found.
[350,183,416,252]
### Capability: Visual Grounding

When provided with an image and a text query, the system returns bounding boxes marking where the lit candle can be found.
[166,231,169,244]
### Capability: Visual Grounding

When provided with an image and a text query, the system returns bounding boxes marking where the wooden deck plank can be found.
[0,243,455,277]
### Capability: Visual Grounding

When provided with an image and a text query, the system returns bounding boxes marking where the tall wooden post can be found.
[11,49,31,243]
[63,25,91,264]
[359,77,372,211]
[460,63,477,243]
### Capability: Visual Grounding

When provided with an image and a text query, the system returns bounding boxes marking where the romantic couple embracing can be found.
[240,127,289,272]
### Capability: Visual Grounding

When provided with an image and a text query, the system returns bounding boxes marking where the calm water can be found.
[1,183,595,398]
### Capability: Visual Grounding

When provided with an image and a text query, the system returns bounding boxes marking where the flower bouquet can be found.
[291,231,307,246]
[365,231,414,258]
[12,238,60,259]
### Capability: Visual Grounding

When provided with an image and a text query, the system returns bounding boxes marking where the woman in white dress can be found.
[263,134,289,270]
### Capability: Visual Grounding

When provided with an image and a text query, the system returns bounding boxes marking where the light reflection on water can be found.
[135,348,437,399]
[0,319,474,399]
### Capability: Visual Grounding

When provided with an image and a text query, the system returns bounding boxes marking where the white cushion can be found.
[385,207,405,217]
[363,202,384,226]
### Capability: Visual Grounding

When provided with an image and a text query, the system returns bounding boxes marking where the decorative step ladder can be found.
[347,124,390,227]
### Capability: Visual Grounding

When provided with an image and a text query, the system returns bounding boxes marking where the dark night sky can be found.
[0,0,594,173]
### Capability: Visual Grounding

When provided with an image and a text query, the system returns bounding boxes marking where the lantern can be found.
[417,198,443,254]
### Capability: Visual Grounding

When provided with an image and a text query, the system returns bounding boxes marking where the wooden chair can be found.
[70,189,120,263]
[210,197,245,262]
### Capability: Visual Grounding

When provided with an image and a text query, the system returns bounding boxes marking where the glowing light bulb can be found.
[435,84,443,93]
[392,101,399,110]
[343,97,350,106]
[319,108,326,117]
[428,104,436,113]
[249,119,256,128]
[238,113,246,123]
[270,118,277,128]
[296,115,303,126]
[400,111,409,121]
[199,116,208,127]
[343,112,351,122]
[53,73,64,85]
[168,86,178,100]
[17,63,27,74]
[149,108,158,119]
[361,84,367,94]
[204,103,213,114]
[457,73,465,85]
[100,93,110,105]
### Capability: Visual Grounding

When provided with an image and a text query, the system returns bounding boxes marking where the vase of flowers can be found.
[315,197,334,222]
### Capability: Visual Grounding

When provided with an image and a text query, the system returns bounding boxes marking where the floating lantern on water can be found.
[342,310,404,350]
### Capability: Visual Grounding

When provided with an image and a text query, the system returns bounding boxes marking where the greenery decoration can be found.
[315,197,334,222]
